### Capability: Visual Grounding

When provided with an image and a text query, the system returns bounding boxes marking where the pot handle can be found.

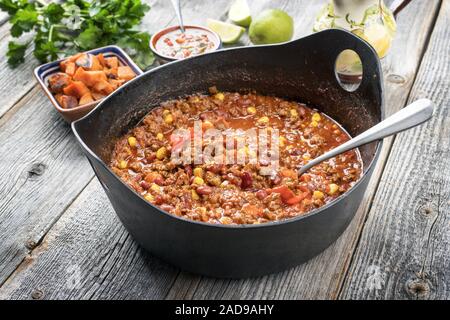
[389,0,413,17]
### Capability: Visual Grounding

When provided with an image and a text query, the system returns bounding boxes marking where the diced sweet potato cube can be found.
[65,62,76,76]
[59,59,69,72]
[91,91,106,101]
[75,53,92,68]
[93,79,114,95]
[104,56,119,69]
[68,53,83,62]
[48,72,71,94]
[79,92,94,105]
[97,53,106,67]
[105,68,118,79]
[108,79,126,90]
[57,95,78,109]
[89,55,103,71]
[117,66,136,81]
[63,81,90,98]
[73,68,107,87]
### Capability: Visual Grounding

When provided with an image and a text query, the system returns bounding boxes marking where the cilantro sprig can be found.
[0,0,155,69]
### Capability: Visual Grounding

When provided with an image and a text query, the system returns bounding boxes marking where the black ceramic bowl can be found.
[72,29,383,278]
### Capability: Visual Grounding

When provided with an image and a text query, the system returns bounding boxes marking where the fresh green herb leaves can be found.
[7,41,27,67]
[0,0,154,69]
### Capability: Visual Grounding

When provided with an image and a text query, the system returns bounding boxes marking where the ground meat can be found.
[109,91,363,225]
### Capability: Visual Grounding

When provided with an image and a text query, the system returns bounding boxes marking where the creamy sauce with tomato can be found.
[155,28,217,59]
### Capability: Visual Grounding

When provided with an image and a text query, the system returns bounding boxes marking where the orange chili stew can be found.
[110,88,363,225]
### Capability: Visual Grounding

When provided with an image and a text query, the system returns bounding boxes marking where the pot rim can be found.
[72,29,384,230]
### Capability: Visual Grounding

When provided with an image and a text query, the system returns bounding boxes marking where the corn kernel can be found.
[156,147,167,160]
[144,194,154,202]
[328,184,339,195]
[193,167,203,177]
[312,113,321,122]
[156,133,164,141]
[164,113,173,124]
[310,121,318,127]
[127,136,137,147]
[202,120,214,130]
[247,106,256,114]
[313,190,325,199]
[279,136,287,147]
[257,116,269,126]
[191,189,200,200]
[248,149,257,159]
[302,153,311,160]
[150,183,161,193]
[192,176,204,185]
[215,92,224,101]
[162,109,170,116]
[118,160,127,169]
[219,216,233,224]
[290,109,298,118]
[192,97,200,103]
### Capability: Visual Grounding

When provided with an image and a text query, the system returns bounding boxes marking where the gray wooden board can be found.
[340,0,450,300]
[165,0,443,300]
[0,0,446,300]
[0,0,182,286]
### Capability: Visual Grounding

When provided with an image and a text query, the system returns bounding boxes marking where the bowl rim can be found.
[33,45,143,115]
[150,24,222,62]
[73,29,385,230]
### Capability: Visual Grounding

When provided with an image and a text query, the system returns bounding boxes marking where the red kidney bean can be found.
[139,180,150,190]
[240,172,253,189]
[196,185,212,195]
[160,204,174,212]
[271,174,282,185]
[184,165,193,177]
[146,153,156,162]
[153,195,164,205]
[256,190,268,200]
[154,176,165,186]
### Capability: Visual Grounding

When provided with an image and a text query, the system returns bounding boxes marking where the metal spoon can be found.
[171,0,185,33]
[298,99,434,175]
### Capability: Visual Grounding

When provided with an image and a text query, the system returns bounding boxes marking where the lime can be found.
[249,9,294,45]
[228,0,252,27]
[206,19,245,44]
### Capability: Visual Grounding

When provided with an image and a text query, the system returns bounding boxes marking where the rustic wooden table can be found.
[0,0,448,300]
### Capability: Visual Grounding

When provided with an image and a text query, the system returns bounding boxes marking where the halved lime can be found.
[228,0,252,27]
[206,19,245,44]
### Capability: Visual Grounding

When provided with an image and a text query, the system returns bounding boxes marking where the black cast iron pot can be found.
[72,29,384,278]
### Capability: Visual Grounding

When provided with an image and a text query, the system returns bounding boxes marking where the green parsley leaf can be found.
[6,41,28,67]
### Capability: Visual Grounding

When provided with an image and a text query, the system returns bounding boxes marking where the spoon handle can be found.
[171,0,185,33]
[298,99,434,175]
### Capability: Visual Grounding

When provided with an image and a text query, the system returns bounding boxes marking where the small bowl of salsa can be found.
[150,25,221,63]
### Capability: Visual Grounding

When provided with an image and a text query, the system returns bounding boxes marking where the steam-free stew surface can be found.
[110,90,362,225]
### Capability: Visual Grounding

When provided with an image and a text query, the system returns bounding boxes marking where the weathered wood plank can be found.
[164,0,443,300]
[0,0,174,119]
[0,0,179,287]
[0,88,93,286]
[340,0,450,300]
[0,179,179,300]
[0,0,230,298]
[0,0,443,300]
[0,23,37,118]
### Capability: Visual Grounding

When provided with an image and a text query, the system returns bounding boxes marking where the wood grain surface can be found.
[0,0,447,300]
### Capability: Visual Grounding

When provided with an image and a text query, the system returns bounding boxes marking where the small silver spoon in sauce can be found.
[298,99,434,175]
[171,0,185,33]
